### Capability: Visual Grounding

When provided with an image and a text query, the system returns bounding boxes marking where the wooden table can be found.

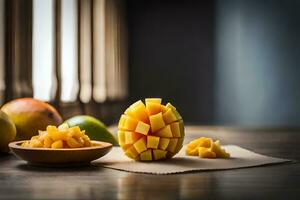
[0,126,299,200]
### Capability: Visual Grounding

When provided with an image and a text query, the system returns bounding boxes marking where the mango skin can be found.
[1,98,63,140]
[65,115,118,146]
[0,110,16,152]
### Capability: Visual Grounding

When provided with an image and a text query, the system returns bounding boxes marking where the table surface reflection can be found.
[0,126,299,200]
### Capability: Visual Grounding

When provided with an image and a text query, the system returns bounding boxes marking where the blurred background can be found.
[0,0,299,127]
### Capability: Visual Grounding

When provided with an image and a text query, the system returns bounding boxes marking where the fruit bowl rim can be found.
[9,140,113,151]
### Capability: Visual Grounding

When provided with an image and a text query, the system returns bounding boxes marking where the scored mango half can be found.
[118,98,185,161]
[186,137,230,158]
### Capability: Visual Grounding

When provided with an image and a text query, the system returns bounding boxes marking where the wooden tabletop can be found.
[0,126,299,200]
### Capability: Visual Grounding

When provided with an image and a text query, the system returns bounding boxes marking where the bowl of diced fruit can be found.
[9,123,112,167]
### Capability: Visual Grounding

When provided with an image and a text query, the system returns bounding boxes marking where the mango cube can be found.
[158,138,170,150]
[140,149,152,161]
[198,147,216,158]
[153,149,167,160]
[125,131,142,144]
[118,131,125,146]
[147,135,160,149]
[123,115,139,131]
[166,138,178,153]
[155,125,173,137]
[135,121,150,135]
[210,140,230,158]
[118,98,185,161]
[125,146,139,159]
[130,100,149,123]
[145,98,162,104]
[51,140,63,149]
[170,122,181,137]
[133,137,147,153]
[149,112,165,132]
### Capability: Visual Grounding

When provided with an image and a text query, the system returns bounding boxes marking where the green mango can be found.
[65,115,118,146]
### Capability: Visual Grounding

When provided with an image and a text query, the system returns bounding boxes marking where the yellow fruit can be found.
[1,98,63,140]
[140,149,152,161]
[186,137,230,159]
[118,98,185,161]
[158,138,170,150]
[146,135,160,149]
[21,123,92,149]
[0,110,16,152]
[135,121,150,135]
[149,112,165,132]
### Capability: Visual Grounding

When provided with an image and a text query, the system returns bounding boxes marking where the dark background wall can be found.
[127,0,215,124]
[126,0,300,127]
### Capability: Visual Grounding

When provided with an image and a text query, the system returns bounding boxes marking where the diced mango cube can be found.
[121,115,138,131]
[166,102,176,110]
[145,98,162,104]
[155,125,173,137]
[163,108,180,124]
[125,146,139,159]
[140,149,152,161]
[51,140,63,148]
[130,100,149,123]
[118,114,126,129]
[118,131,126,146]
[210,140,230,158]
[166,138,178,153]
[146,102,162,115]
[125,131,142,144]
[66,137,82,148]
[198,147,216,158]
[170,122,181,137]
[161,105,168,113]
[44,136,54,148]
[58,123,69,130]
[153,149,167,160]
[158,138,170,150]
[147,135,160,149]
[135,121,150,135]
[149,112,165,132]
[133,137,147,153]
[31,139,43,148]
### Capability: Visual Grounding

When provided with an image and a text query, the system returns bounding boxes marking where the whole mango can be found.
[1,98,63,140]
[65,115,118,146]
[0,110,16,152]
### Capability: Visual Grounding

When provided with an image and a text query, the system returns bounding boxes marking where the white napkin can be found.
[93,145,291,174]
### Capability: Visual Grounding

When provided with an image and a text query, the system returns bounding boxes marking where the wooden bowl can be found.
[9,140,112,167]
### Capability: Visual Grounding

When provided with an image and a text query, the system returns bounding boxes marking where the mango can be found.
[186,137,230,159]
[118,98,185,161]
[1,98,63,140]
[0,110,16,152]
[22,123,92,149]
[65,115,118,146]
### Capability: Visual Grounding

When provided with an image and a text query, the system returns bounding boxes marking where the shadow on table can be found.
[16,162,104,173]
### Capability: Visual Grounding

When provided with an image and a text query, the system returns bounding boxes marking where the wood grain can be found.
[0,126,299,200]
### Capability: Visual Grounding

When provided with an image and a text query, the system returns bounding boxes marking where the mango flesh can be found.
[1,98,63,140]
[118,98,185,161]
[0,110,16,152]
[186,137,230,158]
[22,123,92,148]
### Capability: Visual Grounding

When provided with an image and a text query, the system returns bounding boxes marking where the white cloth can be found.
[93,145,290,174]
